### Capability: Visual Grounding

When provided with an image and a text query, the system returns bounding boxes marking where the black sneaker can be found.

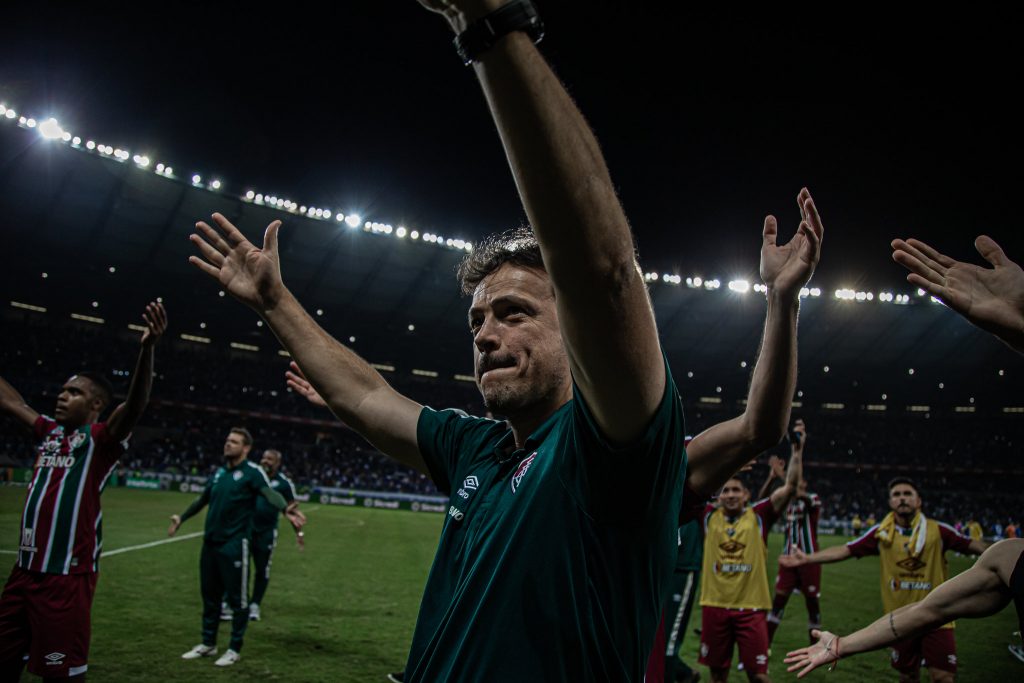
[1010,643,1024,664]
[387,673,405,682]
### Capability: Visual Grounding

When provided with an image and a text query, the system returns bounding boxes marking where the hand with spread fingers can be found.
[891,235,1024,354]
[769,454,786,480]
[285,361,328,408]
[760,187,824,299]
[416,0,506,33]
[777,548,808,568]
[188,213,286,313]
[140,301,168,347]
[784,629,841,678]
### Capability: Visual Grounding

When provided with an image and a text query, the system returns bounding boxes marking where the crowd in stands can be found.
[2,314,1021,531]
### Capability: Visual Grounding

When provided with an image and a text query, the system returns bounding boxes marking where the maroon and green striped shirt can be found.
[782,493,822,555]
[18,416,126,575]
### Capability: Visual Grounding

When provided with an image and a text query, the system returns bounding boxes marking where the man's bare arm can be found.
[785,539,1020,677]
[778,543,852,568]
[189,215,425,472]
[107,302,167,442]
[770,428,803,514]
[420,2,660,444]
[0,375,39,429]
[684,191,823,496]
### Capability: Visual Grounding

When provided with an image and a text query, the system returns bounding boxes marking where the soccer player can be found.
[169,428,304,667]
[189,1,822,678]
[784,538,1024,677]
[765,421,823,646]
[246,448,305,621]
[0,301,167,681]
[696,423,804,683]
[779,477,988,682]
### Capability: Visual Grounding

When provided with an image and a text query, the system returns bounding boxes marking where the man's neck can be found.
[226,454,246,468]
[507,397,570,450]
[895,512,915,528]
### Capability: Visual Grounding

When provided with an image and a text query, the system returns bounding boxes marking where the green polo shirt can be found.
[202,460,274,544]
[406,364,686,682]
[252,471,297,534]
[675,520,703,572]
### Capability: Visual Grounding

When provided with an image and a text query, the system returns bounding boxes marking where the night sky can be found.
[1,3,1019,292]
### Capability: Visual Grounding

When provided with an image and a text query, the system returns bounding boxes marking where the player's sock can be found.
[805,596,822,644]
[767,594,788,643]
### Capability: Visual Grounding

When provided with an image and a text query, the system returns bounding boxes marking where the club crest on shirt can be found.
[718,540,746,554]
[510,452,538,493]
[68,431,87,450]
[233,470,243,481]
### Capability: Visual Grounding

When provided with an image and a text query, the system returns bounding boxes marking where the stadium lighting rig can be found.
[1,99,946,305]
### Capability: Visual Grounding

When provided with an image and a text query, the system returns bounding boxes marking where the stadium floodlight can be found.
[704,279,720,290]
[728,279,750,293]
[210,179,222,190]
[999,369,1005,377]
[916,288,926,296]
[324,211,332,220]
[25,118,37,128]
[316,309,323,316]
[0,104,5,115]
[410,230,419,239]
[349,336,356,343]
[191,174,202,185]
[245,190,255,200]
[823,365,830,372]
[908,368,915,375]
[335,213,345,222]
[396,227,407,238]
[72,136,81,145]
[799,287,810,297]
[345,214,361,228]
[61,131,72,142]
[408,324,415,331]
[4,109,15,119]
[255,193,263,203]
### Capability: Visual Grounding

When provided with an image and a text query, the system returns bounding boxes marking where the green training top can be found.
[406,363,686,682]
[252,470,297,534]
[675,520,703,572]
[183,460,276,544]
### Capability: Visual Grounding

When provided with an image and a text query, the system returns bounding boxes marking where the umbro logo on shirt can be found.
[463,476,478,491]
[45,652,66,665]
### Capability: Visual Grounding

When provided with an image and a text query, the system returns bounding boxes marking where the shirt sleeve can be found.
[279,476,297,504]
[33,415,56,441]
[559,357,687,524]
[752,498,776,543]
[938,522,973,553]
[416,408,506,496]
[91,422,128,468]
[846,524,881,557]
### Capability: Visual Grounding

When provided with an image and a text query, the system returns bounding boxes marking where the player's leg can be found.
[700,606,737,683]
[891,634,924,683]
[767,564,796,644]
[221,537,250,656]
[922,629,956,683]
[0,567,32,680]
[249,529,276,618]
[199,542,225,648]
[734,610,771,682]
[24,572,96,680]
[799,564,822,645]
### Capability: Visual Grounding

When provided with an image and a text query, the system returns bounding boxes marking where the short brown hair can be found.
[457,227,544,295]
[230,427,253,446]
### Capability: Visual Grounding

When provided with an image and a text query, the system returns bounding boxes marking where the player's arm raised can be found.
[107,301,167,442]
[0,375,40,429]
[769,421,804,515]
[419,1,661,444]
[685,192,823,496]
[785,539,1020,678]
[189,214,425,473]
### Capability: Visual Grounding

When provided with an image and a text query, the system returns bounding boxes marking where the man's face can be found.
[889,484,921,517]
[223,432,251,461]
[719,479,748,515]
[469,264,571,417]
[260,450,280,475]
[55,376,104,426]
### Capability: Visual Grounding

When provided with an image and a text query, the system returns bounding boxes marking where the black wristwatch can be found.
[454,0,545,66]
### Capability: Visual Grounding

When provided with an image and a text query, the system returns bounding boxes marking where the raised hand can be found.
[891,235,1024,354]
[784,629,841,678]
[792,418,807,452]
[416,0,505,33]
[168,514,181,537]
[778,548,808,568]
[285,361,328,408]
[769,454,786,480]
[189,213,286,313]
[140,301,168,348]
[761,188,824,299]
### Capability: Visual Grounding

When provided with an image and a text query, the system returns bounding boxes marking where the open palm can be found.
[784,629,840,678]
[189,213,285,312]
[760,188,824,298]
[892,235,1024,354]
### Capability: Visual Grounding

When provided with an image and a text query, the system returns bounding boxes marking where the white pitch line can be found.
[102,531,203,557]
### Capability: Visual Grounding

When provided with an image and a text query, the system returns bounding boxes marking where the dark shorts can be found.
[698,606,769,674]
[891,627,957,674]
[775,562,822,598]
[0,564,97,677]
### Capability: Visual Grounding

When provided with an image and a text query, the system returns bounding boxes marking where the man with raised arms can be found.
[189,1,822,679]
[0,301,167,681]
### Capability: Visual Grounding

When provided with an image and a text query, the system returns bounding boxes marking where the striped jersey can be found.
[18,416,127,575]
[252,471,297,533]
[782,493,821,554]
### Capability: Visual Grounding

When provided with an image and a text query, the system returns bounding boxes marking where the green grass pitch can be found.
[0,487,1019,681]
